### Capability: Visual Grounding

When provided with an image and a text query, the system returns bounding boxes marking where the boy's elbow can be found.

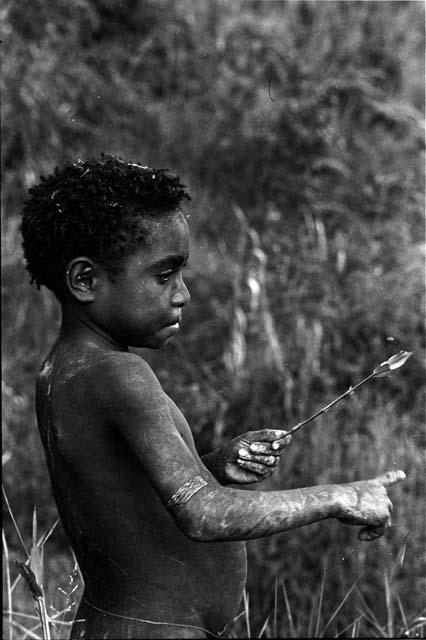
[172,492,225,542]
[178,515,216,542]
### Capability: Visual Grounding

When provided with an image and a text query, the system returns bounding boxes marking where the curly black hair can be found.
[20,154,190,296]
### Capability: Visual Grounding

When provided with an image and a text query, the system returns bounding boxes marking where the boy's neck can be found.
[60,303,128,352]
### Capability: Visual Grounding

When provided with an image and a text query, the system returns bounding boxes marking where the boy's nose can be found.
[171,281,190,307]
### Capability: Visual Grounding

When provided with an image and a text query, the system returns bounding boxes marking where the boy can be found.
[21,155,405,639]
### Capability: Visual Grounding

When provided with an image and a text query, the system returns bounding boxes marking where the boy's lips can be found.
[162,316,182,330]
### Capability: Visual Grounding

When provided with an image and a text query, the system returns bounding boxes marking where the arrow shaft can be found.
[287,371,377,435]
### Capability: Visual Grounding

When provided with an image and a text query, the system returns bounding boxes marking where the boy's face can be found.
[92,212,190,349]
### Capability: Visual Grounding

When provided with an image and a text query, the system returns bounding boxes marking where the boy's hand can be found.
[335,470,406,541]
[206,429,291,485]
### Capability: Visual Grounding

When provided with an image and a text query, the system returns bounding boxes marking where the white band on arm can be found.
[165,476,208,516]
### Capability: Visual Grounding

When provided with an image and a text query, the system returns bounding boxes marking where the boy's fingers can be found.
[239,450,278,466]
[246,429,289,443]
[237,459,271,475]
[245,430,291,454]
[374,470,406,487]
[249,443,281,455]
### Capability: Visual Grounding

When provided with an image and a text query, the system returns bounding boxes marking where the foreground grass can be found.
[3,540,425,639]
[3,432,425,640]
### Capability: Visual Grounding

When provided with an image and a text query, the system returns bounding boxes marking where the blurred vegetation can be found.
[2,0,425,637]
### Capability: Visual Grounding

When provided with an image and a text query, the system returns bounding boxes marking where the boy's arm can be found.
[177,471,403,542]
[102,354,404,543]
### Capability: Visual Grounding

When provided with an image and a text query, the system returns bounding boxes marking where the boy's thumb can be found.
[374,469,406,486]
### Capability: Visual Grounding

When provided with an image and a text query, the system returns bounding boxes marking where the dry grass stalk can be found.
[15,509,51,640]
[3,494,53,640]
[6,619,41,640]
[16,562,51,640]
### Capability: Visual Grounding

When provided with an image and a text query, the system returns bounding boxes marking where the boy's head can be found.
[20,154,191,299]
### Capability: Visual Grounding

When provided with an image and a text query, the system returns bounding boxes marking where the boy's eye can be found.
[157,270,174,284]
[156,261,187,284]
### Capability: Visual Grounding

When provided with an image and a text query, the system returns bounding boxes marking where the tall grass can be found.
[229,569,426,638]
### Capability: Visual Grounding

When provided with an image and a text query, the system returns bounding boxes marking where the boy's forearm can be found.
[177,483,342,542]
[200,450,227,484]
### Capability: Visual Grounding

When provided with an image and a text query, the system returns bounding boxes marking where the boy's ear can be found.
[65,258,97,302]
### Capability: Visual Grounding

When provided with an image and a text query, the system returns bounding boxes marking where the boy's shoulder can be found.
[42,346,161,395]
[92,350,163,396]
[40,347,171,428]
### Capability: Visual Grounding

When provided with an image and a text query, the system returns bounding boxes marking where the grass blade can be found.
[405,616,426,637]
[36,597,52,640]
[395,592,408,632]
[6,619,41,640]
[384,570,393,638]
[356,606,387,638]
[11,519,59,595]
[243,589,251,638]
[281,580,296,638]
[308,596,315,637]
[2,611,39,622]
[32,507,37,550]
[258,615,270,638]
[30,508,44,589]
[356,588,384,632]
[315,563,327,637]
[390,532,410,581]
[320,578,360,637]
[2,528,13,640]
[2,485,29,558]
[334,612,365,638]
[273,577,278,638]
[38,519,59,550]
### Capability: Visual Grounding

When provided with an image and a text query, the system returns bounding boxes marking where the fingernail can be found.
[239,448,249,458]
[272,442,280,450]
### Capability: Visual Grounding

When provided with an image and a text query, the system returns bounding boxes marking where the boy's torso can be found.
[36,341,247,635]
